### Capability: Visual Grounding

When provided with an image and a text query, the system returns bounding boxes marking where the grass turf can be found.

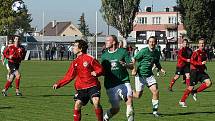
[0,61,214,121]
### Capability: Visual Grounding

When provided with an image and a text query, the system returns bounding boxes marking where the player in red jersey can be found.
[169,39,192,91]
[53,39,103,121]
[179,38,212,107]
[2,35,26,96]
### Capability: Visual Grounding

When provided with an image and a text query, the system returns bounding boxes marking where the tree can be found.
[78,13,91,38]
[100,0,140,47]
[179,0,215,43]
[0,0,32,36]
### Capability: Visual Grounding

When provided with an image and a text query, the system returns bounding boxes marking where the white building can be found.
[131,8,186,49]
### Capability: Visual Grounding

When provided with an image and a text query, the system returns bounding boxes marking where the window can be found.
[152,17,161,24]
[168,30,176,37]
[168,16,177,24]
[136,17,147,24]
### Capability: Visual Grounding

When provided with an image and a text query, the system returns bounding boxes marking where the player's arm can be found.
[91,59,103,77]
[154,53,166,75]
[53,62,76,89]
[190,52,206,66]
[178,49,190,62]
[121,49,134,70]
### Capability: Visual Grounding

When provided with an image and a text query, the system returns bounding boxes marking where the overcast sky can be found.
[23,0,176,35]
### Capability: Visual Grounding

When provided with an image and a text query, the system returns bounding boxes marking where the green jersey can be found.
[134,47,162,78]
[101,48,131,89]
[0,45,8,65]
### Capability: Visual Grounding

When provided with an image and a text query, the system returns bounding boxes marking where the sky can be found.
[23,0,176,35]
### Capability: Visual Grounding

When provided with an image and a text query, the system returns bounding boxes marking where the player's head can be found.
[198,38,205,50]
[8,39,14,45]
[13,35,21,46]
[147,36,157,49]
[182,39,189,47]
[73,39,88,55]
[105,35,118,49]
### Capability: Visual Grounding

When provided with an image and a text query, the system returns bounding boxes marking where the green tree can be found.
[100,0,140,47]
[0,0,32,36]
[78,13,91,38]
[179,0,215,43]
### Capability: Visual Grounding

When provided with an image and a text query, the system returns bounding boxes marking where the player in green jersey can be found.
[132,36,166,117]
[101,35,134,121]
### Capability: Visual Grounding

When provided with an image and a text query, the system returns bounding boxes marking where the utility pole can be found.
[176,0,179,49]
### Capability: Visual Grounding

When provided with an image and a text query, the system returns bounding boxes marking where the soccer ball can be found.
[12,1,25,13]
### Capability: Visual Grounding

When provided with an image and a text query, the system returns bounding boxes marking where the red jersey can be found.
[190,49,207,72]
[56,54,103,90]
[177,47,192,67]
[3,45,19,63]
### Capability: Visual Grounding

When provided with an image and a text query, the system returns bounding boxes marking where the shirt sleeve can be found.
[190,52,203,66]
[91,59,103,77]
[56,61,76,88]
[134,49,144,61]
[178,49,187,62]
[124,49,132,64]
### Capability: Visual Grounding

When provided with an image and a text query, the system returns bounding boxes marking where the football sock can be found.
[126,105,134,121]
[74,109,81,121]
[4,81,12,91]
[169,78,175,88]
[196,83,208,93]
[152,99,159,113]
[15,78,20,90]
[95,107,103,121]
[180,89,191,102]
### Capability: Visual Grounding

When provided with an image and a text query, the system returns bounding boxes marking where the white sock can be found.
[152,99,159,114]
[103,109,113,120]
[126,105,134,121]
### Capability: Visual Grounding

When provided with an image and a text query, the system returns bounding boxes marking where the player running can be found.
[101,35,134,121]
[2,35,26,96]
[179,38,212,107]
[132,36,166,117]
[169,39,192,91]
[53,39,103,121]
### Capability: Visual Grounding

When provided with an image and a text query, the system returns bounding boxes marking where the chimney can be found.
[52,20,56,28]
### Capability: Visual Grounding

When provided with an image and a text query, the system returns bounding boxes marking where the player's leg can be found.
[90,86,103,121]
[133,75,144,98]
[147,76,159,117]
[124,83,134,121]
[14,70,22,96]
[169,67,181,91]
[74,100,83,121]
[103,86,120,121]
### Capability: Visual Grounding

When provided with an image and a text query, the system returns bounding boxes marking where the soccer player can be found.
[53,40,103,121]
[2,35,26,96]
[169,39,192,91]
[101,35,134,121]
[179,38,212,107]
[132,36,166,117]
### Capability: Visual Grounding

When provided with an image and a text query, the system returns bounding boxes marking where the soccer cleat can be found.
[168,87,173,92]
[191,93,197,101]
[153,111,160,117]
[179,101,187,108]
[2,90,7,97]
[16,92,22,96]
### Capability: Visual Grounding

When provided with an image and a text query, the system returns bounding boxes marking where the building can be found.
[40,20,82,36]
[131,7,186,49]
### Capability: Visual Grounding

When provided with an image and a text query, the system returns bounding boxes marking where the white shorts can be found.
[135,75,157,92]
[106,83,132,108]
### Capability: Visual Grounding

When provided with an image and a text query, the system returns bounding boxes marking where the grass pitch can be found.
[0,61,214,121]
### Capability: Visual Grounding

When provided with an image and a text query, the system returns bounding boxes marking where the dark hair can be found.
[75,39,88,53]
[183,39,188,42]
[147,36,157,44]
[110,35,118,45]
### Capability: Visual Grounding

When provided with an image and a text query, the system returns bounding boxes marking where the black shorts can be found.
[74,86,100,106]
[190,70,210,86]
[8,62,20,74]
[175,65,190,75]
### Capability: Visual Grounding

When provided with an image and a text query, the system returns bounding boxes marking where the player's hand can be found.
[91,71,97,76]
[53,84,58,90]
[131,69,137,76]
[160,68,166,76]
[202,61,206,65]
[9,55,13,59]
[187,59,190,62]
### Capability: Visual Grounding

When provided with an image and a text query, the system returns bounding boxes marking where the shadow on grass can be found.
[41,94,74,97]
[0,106,13,109]
[139,111,215,117]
